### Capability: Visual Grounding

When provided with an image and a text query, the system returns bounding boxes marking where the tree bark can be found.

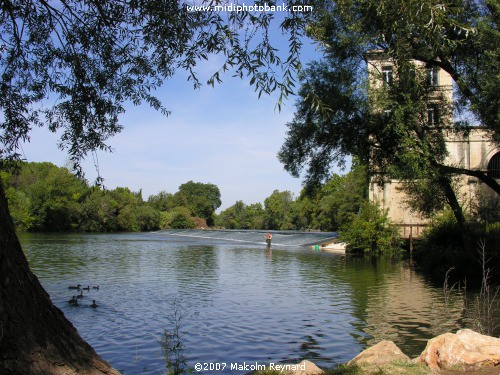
[0,176,120,374]
[437,174,476,260]
[437,174,466,228]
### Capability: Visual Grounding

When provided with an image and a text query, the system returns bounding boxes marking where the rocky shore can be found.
[271,329,500,374]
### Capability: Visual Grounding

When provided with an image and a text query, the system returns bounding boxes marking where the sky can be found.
[18,24,347,212]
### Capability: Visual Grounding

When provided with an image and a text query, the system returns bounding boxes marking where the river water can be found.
[20,230,466,374]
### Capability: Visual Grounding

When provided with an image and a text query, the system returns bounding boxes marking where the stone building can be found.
[365,52,499,236]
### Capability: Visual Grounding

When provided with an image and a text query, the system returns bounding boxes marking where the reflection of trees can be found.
[21,233,104,279]
[343,256,463,357]
[292,253,464,358]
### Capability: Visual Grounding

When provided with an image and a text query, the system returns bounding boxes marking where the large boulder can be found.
[348,340,410,366]
[417,329,500,371]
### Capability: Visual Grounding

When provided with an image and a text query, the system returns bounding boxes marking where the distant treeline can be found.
[2,161,369,233]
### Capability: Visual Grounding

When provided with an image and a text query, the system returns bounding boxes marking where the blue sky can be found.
[19,28,346,212]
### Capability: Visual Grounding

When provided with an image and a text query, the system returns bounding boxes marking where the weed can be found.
[443,241,500,336]
[160,298,190,375]
[463,240,500,336]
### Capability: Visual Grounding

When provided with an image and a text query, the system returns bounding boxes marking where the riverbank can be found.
[251,329,500,375]
[313,239,347,253]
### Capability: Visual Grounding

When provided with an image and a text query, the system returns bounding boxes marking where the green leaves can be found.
[1,0,306,170]
[2,161,162,232]
[174,181,221,226]
[340,201,402,254]
[215,201,265,229]
[278,55,369,186]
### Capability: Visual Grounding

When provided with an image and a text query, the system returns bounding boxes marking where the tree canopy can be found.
[174,181,221,226]
[5,161,371,232]
[0,0,307,174]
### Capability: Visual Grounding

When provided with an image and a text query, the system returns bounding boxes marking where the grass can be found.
[252,361,430,375]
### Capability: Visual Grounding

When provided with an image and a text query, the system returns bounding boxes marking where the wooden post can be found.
[409,225,413,258]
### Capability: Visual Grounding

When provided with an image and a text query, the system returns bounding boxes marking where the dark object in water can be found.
[92,285,100,290]
[91,300,98,308]
[82,286,90,291]
[68,284,81,290]
[76,291,84,299]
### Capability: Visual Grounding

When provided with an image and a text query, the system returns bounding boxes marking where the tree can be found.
[0,178,121,374]
[160,207,196,229]
[340,201,402,254]
[244,203,266,229]
[264,190,296,230]
[0,1,306,372]
[174,181,221,226]
[147,190,176,212]
[316,162,368,230]
[3,162,88,231]
[79,188,120,232]
[216,200,265,229]
[215,200,247,229]
[278,0,499,230]
[293,195,319,230]
[0,170,35,230]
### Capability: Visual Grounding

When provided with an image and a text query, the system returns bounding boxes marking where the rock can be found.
[348,340,410,367]
[417,328,500,371]
[267,360,324,375]
[290,360,324,375]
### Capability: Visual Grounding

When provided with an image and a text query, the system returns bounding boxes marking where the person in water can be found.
[266,233,272,246]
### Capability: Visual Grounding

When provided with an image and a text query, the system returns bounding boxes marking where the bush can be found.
[414,210,500,283]
[339,201,402,254]
[160,207,196,229]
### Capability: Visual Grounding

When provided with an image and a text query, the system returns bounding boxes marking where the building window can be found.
[488,152,500,179]
[426,67,439,86]
[427,105,439,125]
[382,66,393,85]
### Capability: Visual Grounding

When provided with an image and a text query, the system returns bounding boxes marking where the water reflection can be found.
[171,245,219,296]
[19,232,471,374]
[365,265,463,354]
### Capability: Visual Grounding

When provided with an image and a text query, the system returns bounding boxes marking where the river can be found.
[20,230,466,374]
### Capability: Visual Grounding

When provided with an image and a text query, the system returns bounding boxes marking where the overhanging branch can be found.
[439,164,500,195]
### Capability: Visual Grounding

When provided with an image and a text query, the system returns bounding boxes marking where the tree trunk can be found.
[0,176,120,374]
[438,174,466,229]
[437,174,476,260]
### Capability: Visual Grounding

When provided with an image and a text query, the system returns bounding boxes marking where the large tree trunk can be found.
[0,176,120,374]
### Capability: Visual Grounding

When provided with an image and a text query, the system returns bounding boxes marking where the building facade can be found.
[365,52,499,234]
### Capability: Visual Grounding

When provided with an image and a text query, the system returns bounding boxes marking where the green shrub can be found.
[160,207,196,229]
[340,201,402,254]
[414,210,500,283]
